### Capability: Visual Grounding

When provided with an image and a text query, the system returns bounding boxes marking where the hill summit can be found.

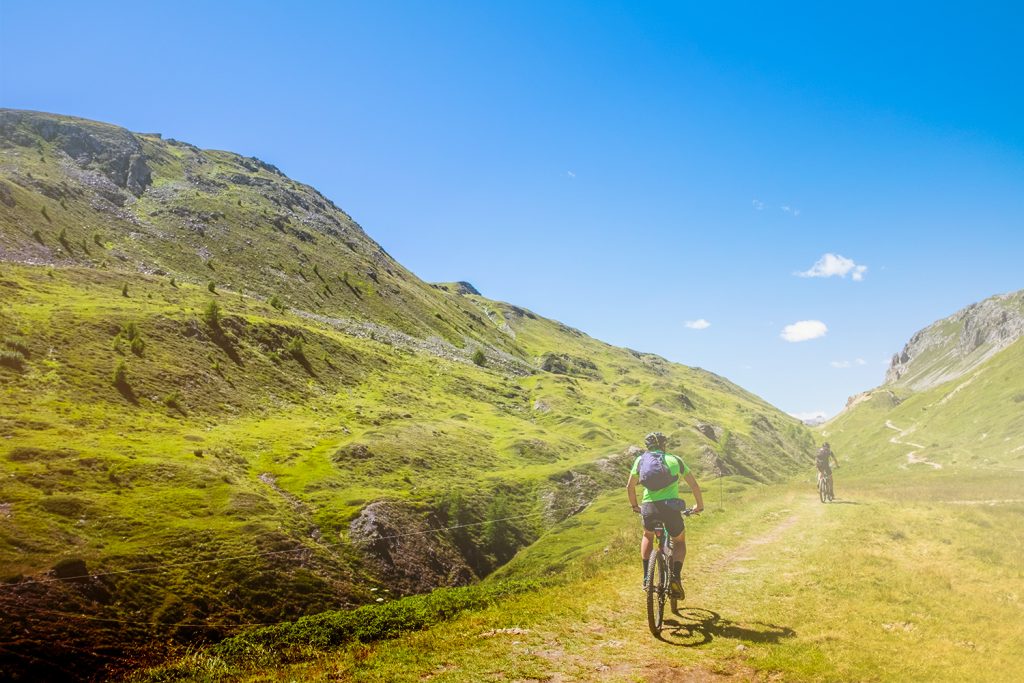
[885,289,1024,390]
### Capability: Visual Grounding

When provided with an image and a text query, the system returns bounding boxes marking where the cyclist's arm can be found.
[626,473,641,512]
[831,453,840,468]
[683,472,704,513]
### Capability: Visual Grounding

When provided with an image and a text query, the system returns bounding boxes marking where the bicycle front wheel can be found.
[646,553,667,636]
[819,478,827,503]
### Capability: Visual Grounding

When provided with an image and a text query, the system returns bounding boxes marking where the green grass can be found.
[0,259,815,677]
[169,476,1021,682]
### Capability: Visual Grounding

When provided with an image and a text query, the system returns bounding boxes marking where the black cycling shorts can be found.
[641,499,687,537]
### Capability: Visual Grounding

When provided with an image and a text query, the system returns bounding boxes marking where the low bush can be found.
[285,336,305,361]
[210,580,537,665]
[112,359,128,385]
[3,337,30,356]
[0,349,26,370]
[472,349,486,367]
[203,300,222,328]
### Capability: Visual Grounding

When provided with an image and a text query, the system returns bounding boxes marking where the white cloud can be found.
[566,171,576,179]
[781,320,828,342]
[797,253,868,280]
[752,199,765,210]
[781,205,801,216]
[830,360,851,368]
[856,358,867,366]
[685,319,711,330]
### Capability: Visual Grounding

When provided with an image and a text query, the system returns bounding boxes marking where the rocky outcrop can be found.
[695,422,721,442]
[349,501,474,594]
[886,289,1024,390]
[0,110,153,197]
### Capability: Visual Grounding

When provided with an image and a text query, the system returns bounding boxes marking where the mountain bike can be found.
[644,508,697,637]
[818,471,834,503]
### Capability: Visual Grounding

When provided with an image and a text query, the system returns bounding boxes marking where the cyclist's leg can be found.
[640,529,655,578]
[639,504,658,583]
[660,505,687,589]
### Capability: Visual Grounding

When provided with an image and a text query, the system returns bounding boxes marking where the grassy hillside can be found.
[0,111,816,680]
[824,336,1024,479]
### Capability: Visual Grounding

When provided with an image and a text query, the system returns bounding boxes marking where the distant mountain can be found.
[825,290,1024,475]
[0,110,815,680]
[885,290,1024,391]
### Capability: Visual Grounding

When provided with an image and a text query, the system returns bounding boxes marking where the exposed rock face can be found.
[0,110,153,196]
[885,289,1024,390]
[695,422,721,442]
[349,501,474,594]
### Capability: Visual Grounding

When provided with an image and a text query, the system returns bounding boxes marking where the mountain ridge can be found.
[884,288,1024,391]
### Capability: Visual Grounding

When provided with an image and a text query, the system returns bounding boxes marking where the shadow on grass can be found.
[293,353,317,377]
[660,606,795,647]
[114,380,138,405]
[210,324,244,366]
[827,499,863,505]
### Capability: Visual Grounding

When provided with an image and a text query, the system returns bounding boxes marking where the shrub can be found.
[170,276,177,288]
[94,233,104,247]
[203,300,222,328]
[3,337,30,356]
[0,350,26,370]
[267,351,281,364]
[121,283,129,297]
[206,261,215,271]
[285,336,306,361]
[269,295,285,311]
[32,229,44,244]
[58,228,70,249]
[112,359,128,385]
[130,336,145,356]
[208,281,217,294]
[472,349,486,367]
[121,322,141,340]
[40,206,51,222]
[163,391,183,410]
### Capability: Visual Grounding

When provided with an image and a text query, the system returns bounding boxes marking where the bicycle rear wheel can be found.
[818,477,827,503]
[646,552,667,636]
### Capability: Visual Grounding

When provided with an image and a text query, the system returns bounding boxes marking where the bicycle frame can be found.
[643,508,695,636]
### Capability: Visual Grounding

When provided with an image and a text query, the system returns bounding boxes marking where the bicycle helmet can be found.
[644,432,668,451]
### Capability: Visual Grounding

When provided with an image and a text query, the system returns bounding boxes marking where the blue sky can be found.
[2,1,1022,417]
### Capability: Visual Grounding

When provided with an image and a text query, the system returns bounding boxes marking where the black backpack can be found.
[638,451,678,490]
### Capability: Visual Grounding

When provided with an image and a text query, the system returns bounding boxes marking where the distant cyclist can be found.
[816,442,839,489]
[627,432,704,597]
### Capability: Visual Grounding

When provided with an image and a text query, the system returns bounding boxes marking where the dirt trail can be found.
[705,511,802,575]
[523,501,812,682]
[885,420,942,469]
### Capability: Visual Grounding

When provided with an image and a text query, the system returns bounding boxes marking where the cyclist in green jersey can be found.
[627,432,704,597]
